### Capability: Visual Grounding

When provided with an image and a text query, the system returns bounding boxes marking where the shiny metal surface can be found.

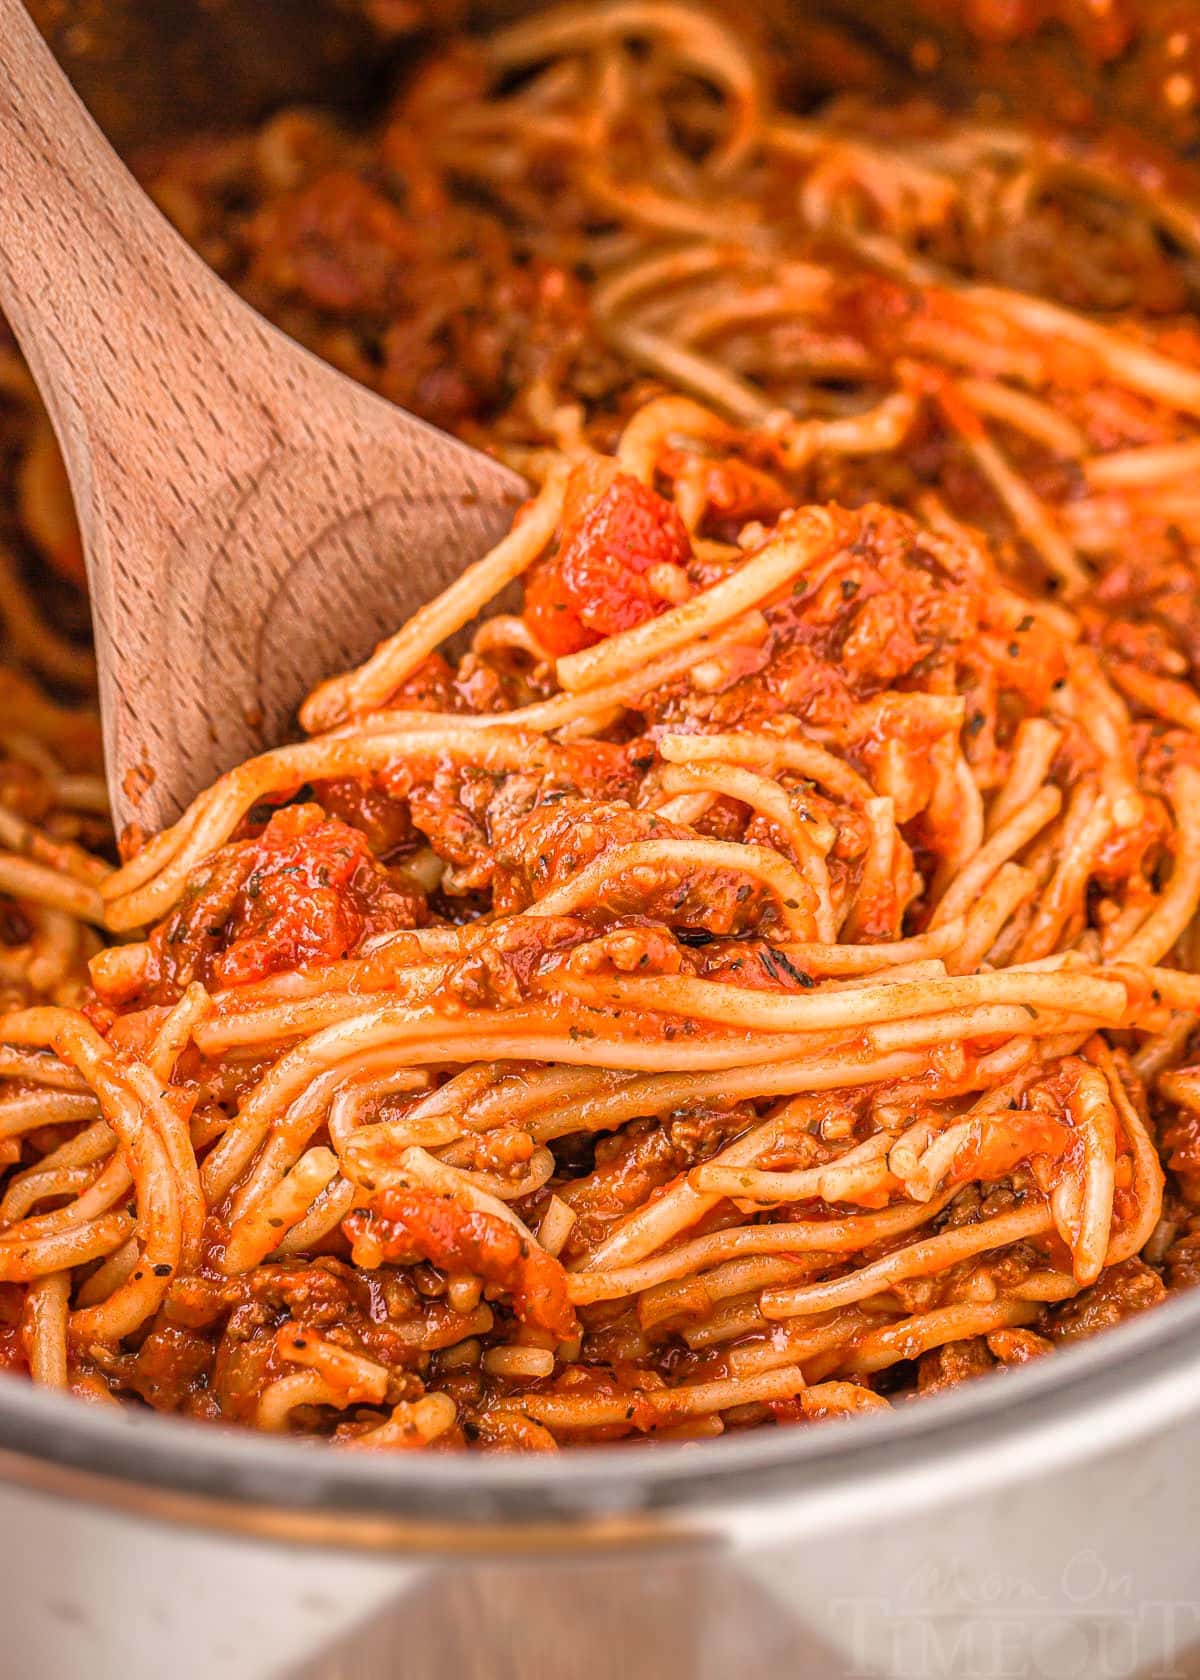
[0,1281,1198,1547]
[0,1281,1198,1678]
[2,1298,1200,1677]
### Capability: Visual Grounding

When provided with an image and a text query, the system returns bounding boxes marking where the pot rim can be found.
[1,1278,1197,1551]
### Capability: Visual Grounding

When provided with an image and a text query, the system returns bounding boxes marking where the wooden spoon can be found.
[0,0,525,836]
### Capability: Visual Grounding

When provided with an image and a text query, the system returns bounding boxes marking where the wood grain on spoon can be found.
[0,0,525,836]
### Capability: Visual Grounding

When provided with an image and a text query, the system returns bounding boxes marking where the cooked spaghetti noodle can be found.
[1,2,1200,1446]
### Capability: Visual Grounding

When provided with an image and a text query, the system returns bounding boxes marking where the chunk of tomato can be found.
[523,467,691,656]
[215,804,374,988]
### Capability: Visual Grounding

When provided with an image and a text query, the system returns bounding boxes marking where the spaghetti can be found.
[1,2,1200,1446]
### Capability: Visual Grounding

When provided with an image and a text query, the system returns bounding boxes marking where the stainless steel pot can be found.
[3,1282,1200,1677]
[5,8,1200,1676]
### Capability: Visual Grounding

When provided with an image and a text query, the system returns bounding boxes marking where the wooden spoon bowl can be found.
[0,0,525,836]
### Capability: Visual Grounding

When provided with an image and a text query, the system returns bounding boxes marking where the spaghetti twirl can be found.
[1,3,1200,1447]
